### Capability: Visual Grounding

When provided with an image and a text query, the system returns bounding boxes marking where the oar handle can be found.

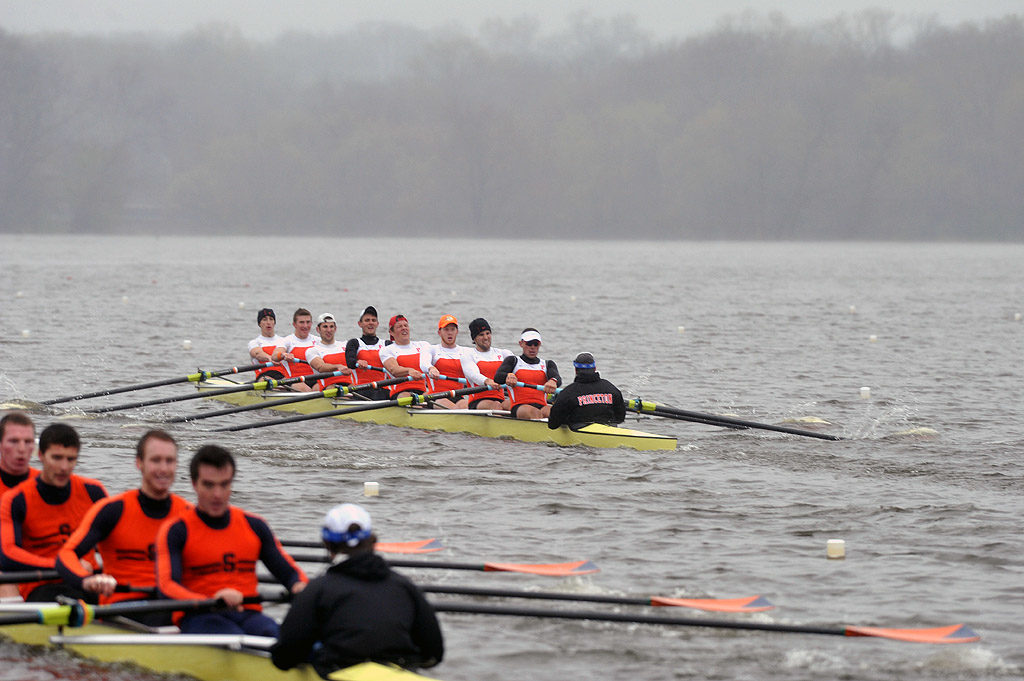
[510,381,562,394]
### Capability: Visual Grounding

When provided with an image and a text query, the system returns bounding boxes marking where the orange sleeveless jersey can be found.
[390,351,427,396]
[156,506,306,618]
[58,490,192,604]
[315,348,353,389]
[0,468,38,497]
[431,354,465,392]
[354,343,386,384]
[472,357,507,402]
[0,475,107,598]
[510,362,549,408]
[285,343,316,378]
[254,343,286,380]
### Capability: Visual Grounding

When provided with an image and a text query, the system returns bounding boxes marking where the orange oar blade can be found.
[376,539,444,554]
[650,595,774,613]
[845,623,980,644]
[483,560,599,576]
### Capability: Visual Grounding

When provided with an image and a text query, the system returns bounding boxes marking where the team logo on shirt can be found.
[577,394,613,406]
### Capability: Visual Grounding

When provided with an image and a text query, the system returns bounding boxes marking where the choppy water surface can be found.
[1,236,1022,680]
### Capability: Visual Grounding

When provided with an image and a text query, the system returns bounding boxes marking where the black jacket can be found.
[547,371,625,429]
[271,552,443,677]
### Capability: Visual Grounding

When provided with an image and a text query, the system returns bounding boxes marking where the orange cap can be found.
[438,314,458,329]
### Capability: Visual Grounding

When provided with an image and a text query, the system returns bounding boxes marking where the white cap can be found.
[520,330,542,343]
[317,312,336,325]
[321,503,372,546]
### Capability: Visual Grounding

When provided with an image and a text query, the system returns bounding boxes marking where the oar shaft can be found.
[629,400,844,441]
[90,369,344,414]
[169,377,414,423]
[40,364,269,406]
[214,385,488,433]
[289,553,487,572]
[431,602,846,636]
[420,584,653,606]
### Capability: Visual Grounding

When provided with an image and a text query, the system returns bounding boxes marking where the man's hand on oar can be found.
[419,585,773,613]
[213,385,490,432]
[626,398,845,441]
[429,602,979,644]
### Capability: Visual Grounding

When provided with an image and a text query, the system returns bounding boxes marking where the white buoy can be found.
[868,335,877,342]
[570,295,576,302]
[1015,312,1022,321]
[677,326,685,333]
[849,305,856,314]
[21,329,30,338]
[182,340,193,351]
[15,291,24,298]
[121,296,129,303]
[826,539,846,559]
[363,481,380,497]
[238,302,246,309]
[860,387,871,399]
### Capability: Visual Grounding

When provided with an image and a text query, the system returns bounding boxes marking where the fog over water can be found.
[1,10,1022,241]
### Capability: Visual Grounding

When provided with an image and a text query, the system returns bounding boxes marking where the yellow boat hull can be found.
[197,378,676,451]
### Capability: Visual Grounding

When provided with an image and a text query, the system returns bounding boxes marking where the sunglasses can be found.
[523,340,541,347]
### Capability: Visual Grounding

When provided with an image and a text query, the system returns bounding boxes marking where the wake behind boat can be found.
[193,376,677,451]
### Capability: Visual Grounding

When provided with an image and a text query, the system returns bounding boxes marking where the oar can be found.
[213,385,490,433]
[0,595,267,627]
[430,602,980,644]
[419,585,773,613]
[87,370,349,414]
[39,362,290,406]
[166,376,414,423]
[626,399,845,441]
[280,538,444,554]
[287,553,598,577]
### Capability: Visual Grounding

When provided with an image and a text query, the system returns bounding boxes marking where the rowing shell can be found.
[0,611,437,681]
[196,377,677,451]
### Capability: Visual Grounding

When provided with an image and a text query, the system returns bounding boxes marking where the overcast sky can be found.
[1,0,1020,40]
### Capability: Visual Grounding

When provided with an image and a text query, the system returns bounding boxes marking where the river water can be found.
[1,236,1021,680]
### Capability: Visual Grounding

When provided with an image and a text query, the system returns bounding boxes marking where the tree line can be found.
[1,11,1022,239]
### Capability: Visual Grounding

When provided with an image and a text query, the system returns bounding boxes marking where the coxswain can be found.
[547,353,625,429]
[155,445,307,635]
[0,411,39,600]
[275,308,317,392]
[344,306,390,400]
[378,315,431,400]
[55,430,191,624]
[0,423,107,602]
[271,503,444,676]
[493,328,561,420]
[248,307,288,381]
[307,313,353,391]
[427,315,475,409]
[463,318,513,411]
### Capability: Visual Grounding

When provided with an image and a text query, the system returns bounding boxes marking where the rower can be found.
[275,307,317,392]
[464,318,513,411]
[0,423,107,602]
[547,353,625,430]
[493,328,561,420]
[0,412,39,600]
[344,305,389,401]
[427,314,475,409]
[155,445,307,635]
[270,503,444,677]
[378,315,431,400]
[56,430,192,625]
[248,307,288,381]
[307,313,353,392]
